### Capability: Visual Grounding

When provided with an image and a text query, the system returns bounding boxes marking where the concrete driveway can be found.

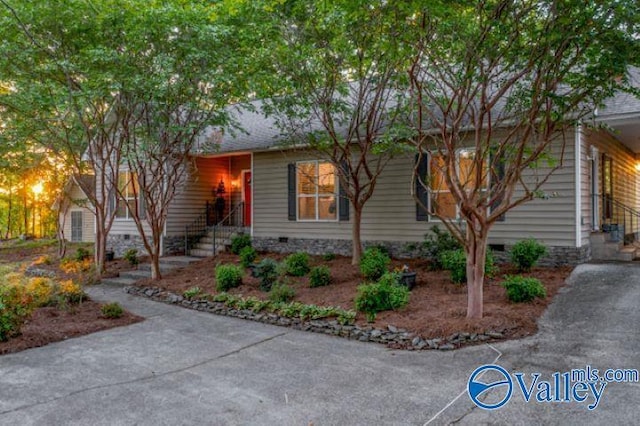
[0,263,638,425]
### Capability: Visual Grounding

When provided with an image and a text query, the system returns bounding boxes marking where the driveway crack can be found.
[0,331,289,417]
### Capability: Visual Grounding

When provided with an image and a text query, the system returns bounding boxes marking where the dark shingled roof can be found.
[206,67,640,154]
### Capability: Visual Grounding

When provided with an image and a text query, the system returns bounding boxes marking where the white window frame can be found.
[114,170,138,221]
[428,148,489,222]
[296,160,339,222]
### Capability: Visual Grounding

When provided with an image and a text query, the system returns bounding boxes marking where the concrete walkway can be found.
[0,264,638,425]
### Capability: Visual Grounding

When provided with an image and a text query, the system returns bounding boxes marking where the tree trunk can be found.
[351,206,363,265]
[466,230,488,319]
[150,236,162,280]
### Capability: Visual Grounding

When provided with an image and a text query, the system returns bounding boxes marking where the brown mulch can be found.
[0,241,144,355]
[0,301,143,355]
[135,252,572,342]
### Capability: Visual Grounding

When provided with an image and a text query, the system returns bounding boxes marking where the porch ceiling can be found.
[607,117,640,154]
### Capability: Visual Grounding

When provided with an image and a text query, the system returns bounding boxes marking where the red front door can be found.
[243,171,252,226]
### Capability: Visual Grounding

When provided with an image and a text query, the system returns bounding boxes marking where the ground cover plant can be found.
[133,249,571,346]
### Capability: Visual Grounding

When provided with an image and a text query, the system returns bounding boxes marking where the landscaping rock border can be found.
[124,285,507,351]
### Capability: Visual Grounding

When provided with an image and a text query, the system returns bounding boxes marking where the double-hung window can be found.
[296,161,337,221]
[430,149,488,220]
[115,171,139,220]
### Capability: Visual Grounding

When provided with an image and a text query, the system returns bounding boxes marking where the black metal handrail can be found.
[595,193,640,244]
[212,201,245,253]
[184,201,214,256]
[185,200,246,256]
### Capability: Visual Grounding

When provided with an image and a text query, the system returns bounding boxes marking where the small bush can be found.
[322,253,336,261]
[101,302,124,319]
[239,246,257,268]
[255,258,279,292]
[269,283,296,303]
[420,226,463,269]
[230,234,252,255]
[56,280,86,304]
[183,286,202,299]
[74,247,91,262]
[354,272,410,322]
[510,239,548,272]
[123,248,139,266]
[0,284,33,342]
[24,277,55,307]
[440,249,497,284]
[359,247,390,281]
[501,275,547,302]
[309,265,331,288]
[215,264,243,292]
[284,252,310,277]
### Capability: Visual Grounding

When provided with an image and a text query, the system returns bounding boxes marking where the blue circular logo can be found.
[467,364,513,410]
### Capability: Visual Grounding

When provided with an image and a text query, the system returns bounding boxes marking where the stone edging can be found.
[124,285,506,350]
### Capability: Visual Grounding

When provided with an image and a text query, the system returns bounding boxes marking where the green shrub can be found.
[230,234,252,255]
[284,252,310,277]
[309,265,331,288]
[501,275,547,302]
[322,253,336,261]
[510,239,548,272]
[354,272,410,322]
[123,248,139,266]
[420,226,463,269]
[440,249,497,284]
[101,302,124,319]
[0,284,33,342]
[183,286,202,299]
[359,247,390,281]
[215,264,243,292]
[239,246,257,268]
[74,247,91,262]
[255,258,279,292]
[269,283,296,303]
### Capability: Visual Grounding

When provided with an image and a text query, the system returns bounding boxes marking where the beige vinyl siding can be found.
[579,127,593,246]
[164,157,229,237]
[252,136,579,247]
[582,127,640,235]
[62,184,95,243]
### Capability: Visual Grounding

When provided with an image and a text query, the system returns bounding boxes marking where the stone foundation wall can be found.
[106,235,148,258]
[163,236,185,256]
[252,236,591,265]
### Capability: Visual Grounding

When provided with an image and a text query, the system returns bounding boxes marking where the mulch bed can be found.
[0,301,143,355]
[135,252,573,342]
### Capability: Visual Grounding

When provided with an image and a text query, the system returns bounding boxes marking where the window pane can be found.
[127,199,137,216]
[128,172,139,195]
[459,150,487,188]
[115,200,127,218]
[118,172,128,194]
[318,162,335,193]
[318,196,337,220]
[298,197,316,220]
[431,192,457,219]
[297,163,317,195]
[430,155,448,191]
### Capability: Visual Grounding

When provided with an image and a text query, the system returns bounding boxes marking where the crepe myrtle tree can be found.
[406,0,639,318]
[264,0,414,265]
[0,0,129,275]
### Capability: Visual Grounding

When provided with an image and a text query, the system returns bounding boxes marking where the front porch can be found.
[163,153,252,257]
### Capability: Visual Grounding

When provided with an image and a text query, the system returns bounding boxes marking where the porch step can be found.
[590,232,637,262]
[119,269,152,280]
[100,256,203,285]
[197,237,231,246]
[189,248,225,258]
[100,276,139,286]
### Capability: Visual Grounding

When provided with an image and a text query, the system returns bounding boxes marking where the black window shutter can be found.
[490,150,506,222]
[415,153,429,221]
[138,175,146,220]
[287,163,296,221]
[338,160,349,221]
